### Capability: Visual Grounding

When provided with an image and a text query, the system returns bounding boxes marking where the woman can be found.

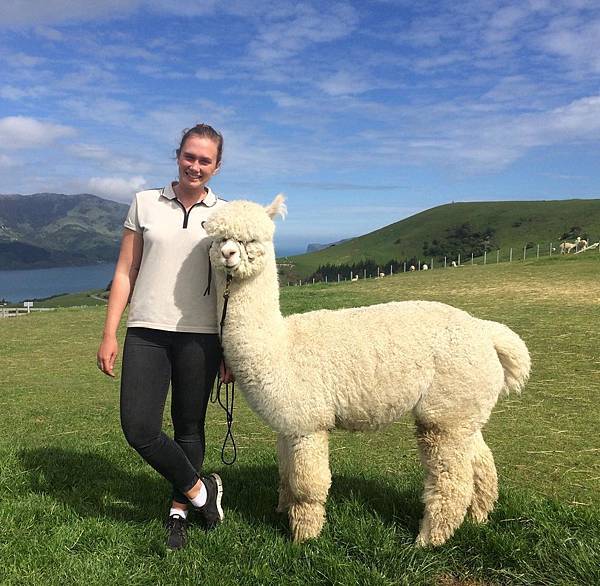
[97,123,232,550]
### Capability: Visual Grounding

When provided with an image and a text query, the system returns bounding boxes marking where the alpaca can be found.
[204,196,531,547]
[560,241,576,254]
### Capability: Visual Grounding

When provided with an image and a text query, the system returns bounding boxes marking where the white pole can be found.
[299,279,302,286]
[549,242,552,256]
[471,252,474,265]
[418,260,421,270]
[363,269,366,279]
[458,253,461,266]
[431,258,434,270]
[325,275,328,283]
[497,250,500,263]
[444,256,447,268]
[403,262,406,273]
[509,248,513,262]
[312,277,315,284]
[523,245,526,260]
[537,244,540,259]
[484,250,487,265]
[337,273,340,283]
[390,265,393,275]
[350,271,353,280]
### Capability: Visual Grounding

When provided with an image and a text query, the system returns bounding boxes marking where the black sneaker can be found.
[165,514,188,550]
[198,473,224,529]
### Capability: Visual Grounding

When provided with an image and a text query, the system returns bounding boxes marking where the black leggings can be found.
[120,327,221,505]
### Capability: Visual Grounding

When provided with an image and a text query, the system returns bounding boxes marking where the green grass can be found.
[281,199,600,279]
[1,253,598,585]
[6,289,108,309]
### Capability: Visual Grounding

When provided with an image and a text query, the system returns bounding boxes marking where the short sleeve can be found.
[123,195,141,232]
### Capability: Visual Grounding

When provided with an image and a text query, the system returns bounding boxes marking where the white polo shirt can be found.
[124,182,226,333]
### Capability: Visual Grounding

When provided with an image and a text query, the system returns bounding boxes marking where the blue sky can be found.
[1,0,600,255]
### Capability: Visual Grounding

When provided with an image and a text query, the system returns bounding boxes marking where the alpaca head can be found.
[205,194,286,279]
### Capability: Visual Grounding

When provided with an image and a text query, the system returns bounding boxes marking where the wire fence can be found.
[284,240,600,286]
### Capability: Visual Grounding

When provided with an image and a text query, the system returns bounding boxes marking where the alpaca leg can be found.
[467,430,498,523]
[276,433,293,513]
[286,431,331,543]
[415,423,474,547]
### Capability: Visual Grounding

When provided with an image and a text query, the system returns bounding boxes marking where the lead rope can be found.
[211,273,237,465]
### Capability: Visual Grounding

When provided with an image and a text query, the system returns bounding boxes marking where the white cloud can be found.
[0,116,76,150]
[317,71,373,97]
[248,3,359,62]
[0,154,17,169]
[87,175,147,201]
[0,0,141,27]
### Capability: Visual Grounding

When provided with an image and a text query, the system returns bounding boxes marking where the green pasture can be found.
[1,253,598,585]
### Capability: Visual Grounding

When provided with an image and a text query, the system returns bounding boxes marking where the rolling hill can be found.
[0,193,127,269]
[280,199,600,280]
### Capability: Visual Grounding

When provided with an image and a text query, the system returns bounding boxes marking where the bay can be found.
[0,264,115,303]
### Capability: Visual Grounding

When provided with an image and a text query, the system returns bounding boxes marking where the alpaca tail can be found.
[484,320,531,395]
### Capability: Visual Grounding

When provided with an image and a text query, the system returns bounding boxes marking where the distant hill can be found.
[306,238,353,253]
[0,193,128,269]
[281,199,600,280]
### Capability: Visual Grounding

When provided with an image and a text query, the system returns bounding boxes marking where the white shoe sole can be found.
[211,472,224,522]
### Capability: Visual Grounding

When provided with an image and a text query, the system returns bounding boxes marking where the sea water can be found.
[0,264,115,303]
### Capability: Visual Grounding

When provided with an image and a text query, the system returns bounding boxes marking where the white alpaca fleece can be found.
[204,195,531,547]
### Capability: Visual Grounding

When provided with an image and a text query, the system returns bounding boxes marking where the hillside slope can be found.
[282,199,600,279]
[0,193,127,269]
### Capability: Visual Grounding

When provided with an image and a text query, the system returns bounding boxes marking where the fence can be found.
[284,240,600,286]
[0,307,56,318]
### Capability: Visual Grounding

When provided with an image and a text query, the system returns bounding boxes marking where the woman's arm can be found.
[97,229,143,377]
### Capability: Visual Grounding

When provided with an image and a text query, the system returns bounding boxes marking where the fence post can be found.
[509,248,513,262]
[390,265,393,275]
[497,249,500,263]
[363,269,366,279]
[350,271,353,281]
[523,245,526,260]
[537,244,540,259]
[471,252,474,265]
[403,262,406,273]
[325,275,328,284]
[484,250,487,265]
[458,253,461,266]
[312,277,315,284]
[444,256,447,268]
[549,242,553,256]
[337,273,340,283]
[431,258,434,270]
[299,279,302,286]
[418,260,421,270]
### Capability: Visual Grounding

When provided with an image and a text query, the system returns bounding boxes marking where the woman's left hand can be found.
[219,360,235,384]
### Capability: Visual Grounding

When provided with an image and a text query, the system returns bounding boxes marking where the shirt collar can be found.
[162,182,218,207]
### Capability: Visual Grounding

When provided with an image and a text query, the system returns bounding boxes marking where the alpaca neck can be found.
[218,253,286,358]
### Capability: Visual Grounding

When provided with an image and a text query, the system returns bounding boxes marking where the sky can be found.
[1,0,600,255]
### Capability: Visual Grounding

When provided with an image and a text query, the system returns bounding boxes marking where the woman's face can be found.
[176,135,220,191]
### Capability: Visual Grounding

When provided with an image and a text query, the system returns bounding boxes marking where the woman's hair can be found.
[176,123,224,164]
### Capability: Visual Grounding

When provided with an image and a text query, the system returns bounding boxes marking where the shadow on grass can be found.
[219,464,423,538]
[17,447,422,536]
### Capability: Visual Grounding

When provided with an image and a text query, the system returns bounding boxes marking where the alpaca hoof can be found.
[416,525,452,548]
[467,508,490,524]
[289,502,325,543]
[291,520,322,543]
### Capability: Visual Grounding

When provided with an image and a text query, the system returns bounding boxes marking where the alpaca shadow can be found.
[18,447,167,522]
[219,464,423,538]
[329,473,423,535]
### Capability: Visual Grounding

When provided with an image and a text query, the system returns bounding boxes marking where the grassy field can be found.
[1,253,598,585]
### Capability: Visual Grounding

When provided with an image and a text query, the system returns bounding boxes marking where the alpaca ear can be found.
[265,193,287,220]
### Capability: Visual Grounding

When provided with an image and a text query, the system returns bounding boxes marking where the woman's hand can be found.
[97,335,118,378]
[219,359,235,384]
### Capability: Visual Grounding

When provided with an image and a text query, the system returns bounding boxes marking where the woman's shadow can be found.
[18,447,421,535]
